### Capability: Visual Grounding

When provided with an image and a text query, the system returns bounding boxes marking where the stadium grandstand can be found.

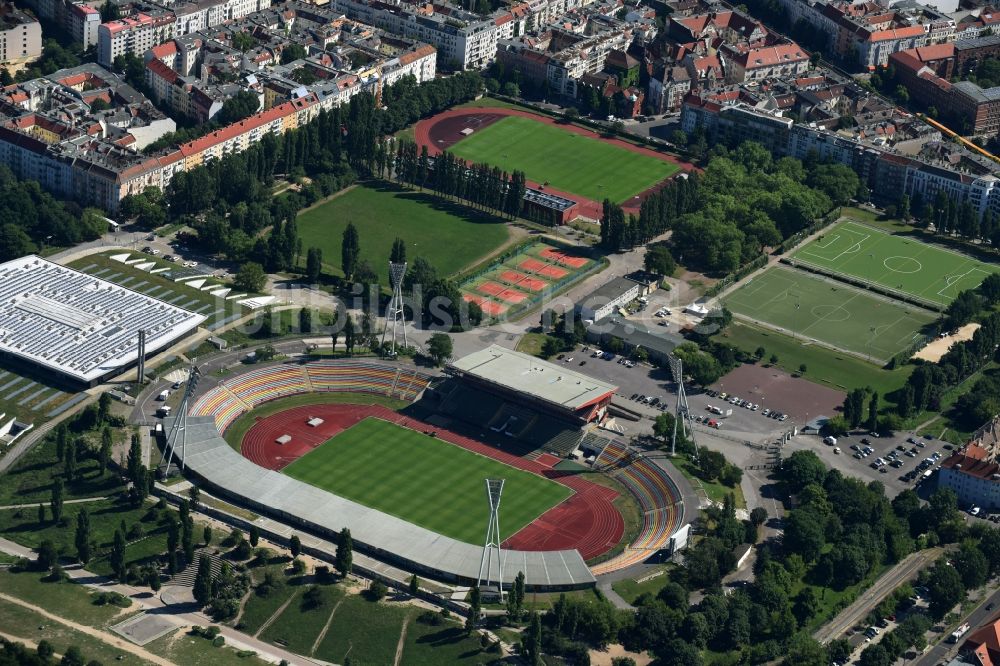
[175,358,595,589]
[190,360,435,431]
[588,439,690,575]
[448,345,617,423]
[0,255,205,386]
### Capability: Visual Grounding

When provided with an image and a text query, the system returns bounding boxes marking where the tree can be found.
[867,392,879,433]
[55,423,67,462]
[50,477,64,523]
[110,529,126,581]
[75,508,91,564]
[750,507,767,527]
[204,525,213,546]
[427,333,453,366]
[954,541,989,589]
[249,525,260,548]
[36,540,57,571]
[64,438,77,481]
[523,611,542,665]
[99,426,112,475]
[281,43,307,64]
[336,527,353,576]
[289,535,301,558]
[37,503,45,525]
[927,559,965,618]
[409,574,419,596]
[466,585,481,634]
[193,554,213,605]
[644,244,676,276]
[390,237,406,264]
[305,247,323,283]
[304,585,327,608]
[235,262,267,292]
[798,363,807,375]
[344,314,356,356]
[61,646,86,666]
[780,450,827,492]
[341,223,360,280]
[507,571,525,621]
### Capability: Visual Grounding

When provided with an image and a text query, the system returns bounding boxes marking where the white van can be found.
[157,389,170,401]
[823,436,838,446]
[156,405,172,418]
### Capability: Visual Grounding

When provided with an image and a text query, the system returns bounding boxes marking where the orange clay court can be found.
[520,258,569,279]
[540,247,590,268]
[499,270,548,292]
[463,294,507,316]
[477,281,530,304]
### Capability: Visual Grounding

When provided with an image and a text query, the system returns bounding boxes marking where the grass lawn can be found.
[296,182,511,282]
[67,251,243,329]
[87,530,168,578]
[282,417,572,544]
[723,266,936,362]
[675,459,744,508]
[314,595,410,665]
[400,617,491,665]
[791,220,1000,307]
[145,629,270,666]
[515,332,548,357]
[0,569,132,628]
[449,116,676,203]
[224,392,409,449]
[237,570,303,635]
[611,565,677,605]
[0,597,149,665]
[713,321,914,396]
[259,585,345,656]
[0,498,161,562]
[0,434,123,507]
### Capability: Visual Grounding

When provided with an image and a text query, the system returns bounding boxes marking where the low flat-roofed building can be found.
[0,255,205,387]
[586,317,684,365]
[447,344,617,422]
[576,275,654,322]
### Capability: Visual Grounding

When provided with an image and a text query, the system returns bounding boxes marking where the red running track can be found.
[239,403,623,560]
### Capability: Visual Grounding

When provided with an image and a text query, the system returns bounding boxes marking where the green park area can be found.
[791,220,1000,307]
[448,115,677,203]
[282,417,571,544]
[296,182,511,282]
[724,266,936,363]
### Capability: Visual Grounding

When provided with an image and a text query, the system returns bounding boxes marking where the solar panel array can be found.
[0,256,206,382]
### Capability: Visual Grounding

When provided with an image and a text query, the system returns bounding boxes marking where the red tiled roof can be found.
[178,94,317,157]
[734,42,807,68]
[912,43,954,62]
[867,25,925,41]
[145,58,178,84]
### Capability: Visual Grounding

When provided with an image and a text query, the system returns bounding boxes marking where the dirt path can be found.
[254,589,298,639]
[0,630,43,652]
[0,592,172,666]
[392,612,411,666]
[310,597,344,656]
[414,106,696,222]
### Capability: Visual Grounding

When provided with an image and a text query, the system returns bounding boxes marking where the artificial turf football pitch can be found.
[447,116,678,204]
[791,220,1000,307]
[280,417,572,544]
[724,266,937,362]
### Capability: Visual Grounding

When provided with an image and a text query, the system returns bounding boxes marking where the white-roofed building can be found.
[0,256,205,386]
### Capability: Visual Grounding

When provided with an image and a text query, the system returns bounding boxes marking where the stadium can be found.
[165,346,694,590]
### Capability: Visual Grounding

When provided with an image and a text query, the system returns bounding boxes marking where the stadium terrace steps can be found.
[530,421,586,456]
[190,360,436,432]
[587,440,684,576]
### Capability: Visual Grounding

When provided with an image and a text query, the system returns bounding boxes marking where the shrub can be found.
[212,636,226,647]
[367,580,388,601]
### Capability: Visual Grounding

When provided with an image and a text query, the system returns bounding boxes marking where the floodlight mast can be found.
[667,354,697,461]
[382,261,408,357]
[163,365,201,474]
[477,478,505,601]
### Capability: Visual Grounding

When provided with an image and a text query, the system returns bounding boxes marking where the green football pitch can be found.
[296,182,510,282]
[448,116,678,203]
[724,266,937,362]
[281,417,571,544]
[791,220,1000,307]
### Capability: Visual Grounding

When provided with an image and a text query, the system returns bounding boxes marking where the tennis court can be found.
[791,220,1000,306]
[724,266,936,361]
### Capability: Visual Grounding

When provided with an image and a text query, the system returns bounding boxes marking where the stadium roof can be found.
[448,345,617,411]
[0,255,205,383]
[168,415,596,587]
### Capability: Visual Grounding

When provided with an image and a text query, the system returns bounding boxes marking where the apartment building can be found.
[0,4,41,72]
[98,0,272,66]
[22,0,99,48]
